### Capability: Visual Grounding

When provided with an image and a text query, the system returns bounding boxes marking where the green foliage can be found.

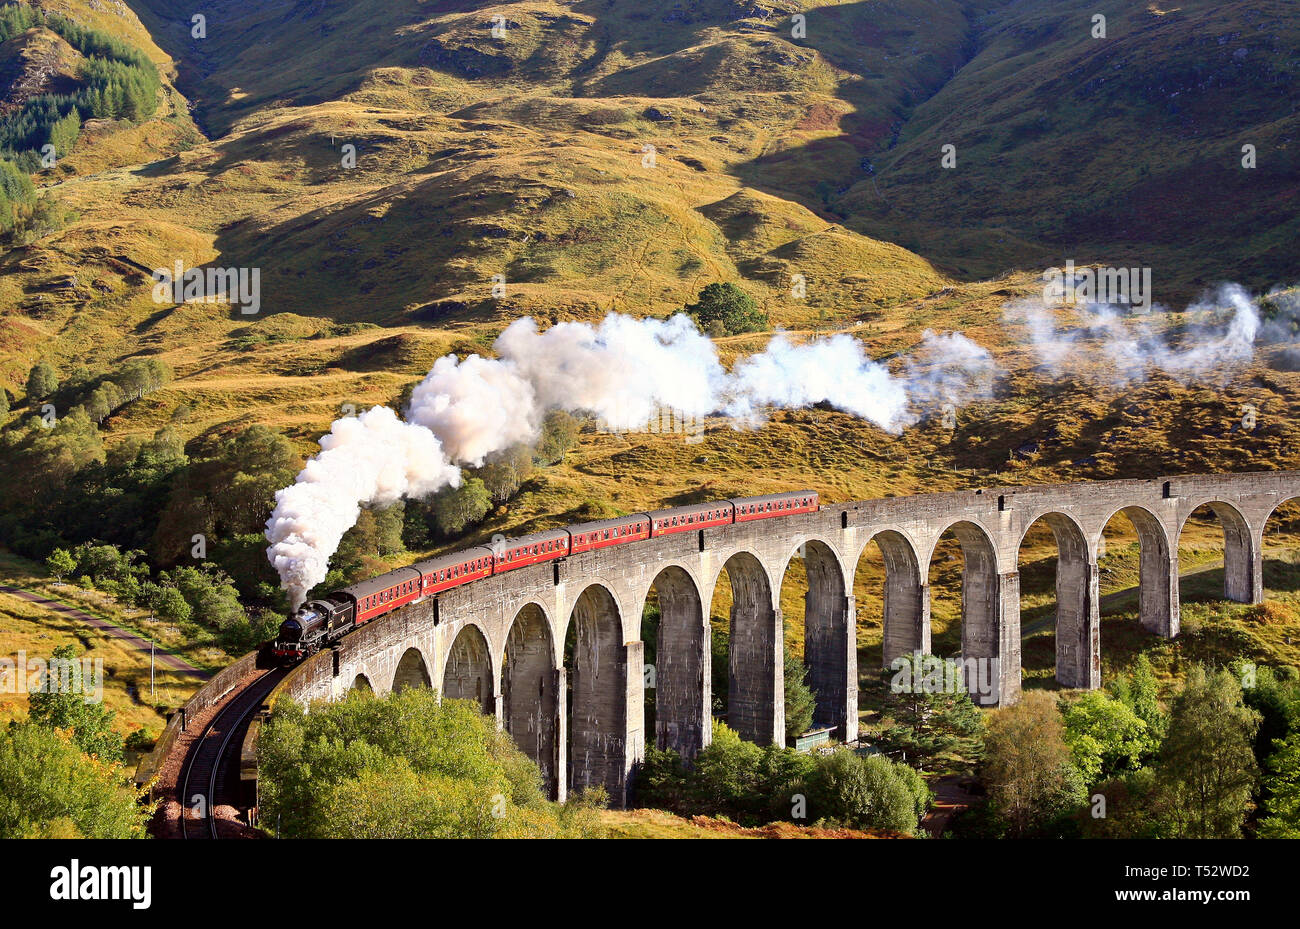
[26,644,123,763]
[0,157,35,233]
[0,4,161,164]
[476,444,534,505]
[0,720,149,838]
[1154,665,1260,839]
[257,688,600,838]
[982,691,1088,837]
[878,654,984,769]
[1238,662,1300,766]
[536,410,579,464]
[433,475,491,536]
[1061,690,1157,786]
[637,721,930,833]
[783,645,816,741]
[1258,730,1300,839]
[637,721,812,824]
[802,749,930,835]
[44,547,75,582]
[684,282,768,335]
[25,361,57,401]
[1107,653,1169,742]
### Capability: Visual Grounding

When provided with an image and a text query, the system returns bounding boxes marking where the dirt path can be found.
[0,585,210,679]
[922,774,972,837]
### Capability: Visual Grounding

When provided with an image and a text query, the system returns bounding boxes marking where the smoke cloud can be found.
[265,313,1001,606]
[265,406,461,608]
[1006,282,1275,387]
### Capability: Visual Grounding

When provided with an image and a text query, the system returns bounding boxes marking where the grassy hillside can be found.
[0,0,1296,730]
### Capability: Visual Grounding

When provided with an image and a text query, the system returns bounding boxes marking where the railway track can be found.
[179,667,287,840]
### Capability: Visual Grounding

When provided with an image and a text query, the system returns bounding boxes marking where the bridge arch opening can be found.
[855,530,927,671]
[392,647,431,692]
[1178,501,1259,607]
[1098,505,1176,638]
[502,603,559,798]
[443,624,494,715]
[926,521,1002,706]
[1015,513,1097,691]
[708,552,781,745]
[1263,499,1300,596]
[565,584,628,799]
[351,673,373,694]
[640,566,709,758]
[780,540,852,739]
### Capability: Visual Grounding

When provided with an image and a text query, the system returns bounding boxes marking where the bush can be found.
[0,722,150,838]
[684,282,768,335]
[803,750,931,835]
[258,689,600,838]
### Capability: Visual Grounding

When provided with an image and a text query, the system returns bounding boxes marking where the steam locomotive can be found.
[272,490,818,663]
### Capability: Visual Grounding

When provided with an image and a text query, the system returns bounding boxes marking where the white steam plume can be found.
[265,406,461,608]
[407,314,727,463]
[1006,283,1269,387]
[266,313,999,606]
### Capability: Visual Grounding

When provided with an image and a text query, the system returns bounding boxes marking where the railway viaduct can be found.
[271,471,1300,806]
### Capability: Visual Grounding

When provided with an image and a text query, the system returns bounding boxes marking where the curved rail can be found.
[178,667,286,839]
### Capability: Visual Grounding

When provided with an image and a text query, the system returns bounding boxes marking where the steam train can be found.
[272,491,818,663]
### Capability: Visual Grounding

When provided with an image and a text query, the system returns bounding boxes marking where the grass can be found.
[0,586,199,754]
[1,0,1298,775]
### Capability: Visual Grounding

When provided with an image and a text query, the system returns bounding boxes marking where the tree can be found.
[1155,665,1260,838]
[879,654,984,769]
[1258,731,1300,839]
[151,585,191,625]
[477,444,534,505]
[1061,690,1156,786]
[47,108,80,157]
[1108,653,1167,742]
[536,410,579,464]
[257,688,598,838]
[433,475,491,536]
[784,646,817,741]
[684,282,768,335]
[26,644,123,763]
[25,361,58,402]
[982,690,1087,837]
[0,721,149,838]
[803,749,930,835]
[45,548,75,585]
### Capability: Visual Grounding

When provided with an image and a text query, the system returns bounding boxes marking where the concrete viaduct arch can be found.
[272,471,1300,806]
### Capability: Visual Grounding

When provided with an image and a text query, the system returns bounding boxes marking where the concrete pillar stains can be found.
[553,667,567,804]
[724,553,783,746]
[622,640,645,805]
[649,567,709,759]
[567,585,628,802]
